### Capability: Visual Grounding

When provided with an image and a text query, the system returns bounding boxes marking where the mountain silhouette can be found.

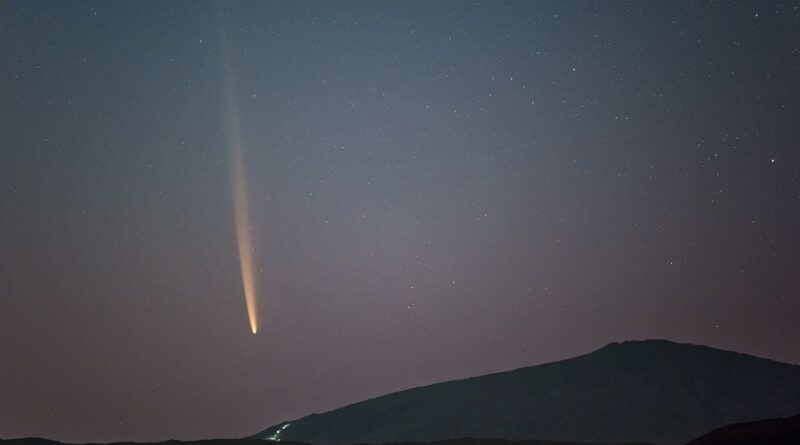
[686,413,800,445]
[253,340,800,445]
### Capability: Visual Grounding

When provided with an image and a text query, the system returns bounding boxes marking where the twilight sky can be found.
[1,0,799,442]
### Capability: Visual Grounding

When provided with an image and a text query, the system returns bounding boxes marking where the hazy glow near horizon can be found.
[222,35,259,334]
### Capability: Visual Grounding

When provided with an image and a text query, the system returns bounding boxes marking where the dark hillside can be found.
[253,340,800,445]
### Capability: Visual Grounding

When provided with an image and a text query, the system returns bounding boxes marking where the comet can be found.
[221,32,259,334]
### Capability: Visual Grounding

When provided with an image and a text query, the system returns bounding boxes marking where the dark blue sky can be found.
[1,1,799,442]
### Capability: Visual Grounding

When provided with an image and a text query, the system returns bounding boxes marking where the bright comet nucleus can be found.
[221,32,259,334]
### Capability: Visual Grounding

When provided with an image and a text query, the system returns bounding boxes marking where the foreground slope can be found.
[686,413,800,445]
[0,440,646,445]
[370,439,650,445]
[0,441,307,445]
[253,340,800,445]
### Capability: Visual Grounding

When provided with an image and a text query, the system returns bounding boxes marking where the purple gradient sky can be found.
[2,1,799,442]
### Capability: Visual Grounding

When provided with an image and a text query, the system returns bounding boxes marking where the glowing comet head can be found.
[222,31,260,335]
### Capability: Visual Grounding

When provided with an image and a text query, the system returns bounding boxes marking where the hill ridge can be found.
[253,339,800,445]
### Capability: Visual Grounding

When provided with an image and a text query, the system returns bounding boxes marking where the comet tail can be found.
[222,35,259,334]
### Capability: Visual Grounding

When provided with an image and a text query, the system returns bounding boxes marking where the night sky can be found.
[2,1,800,442]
